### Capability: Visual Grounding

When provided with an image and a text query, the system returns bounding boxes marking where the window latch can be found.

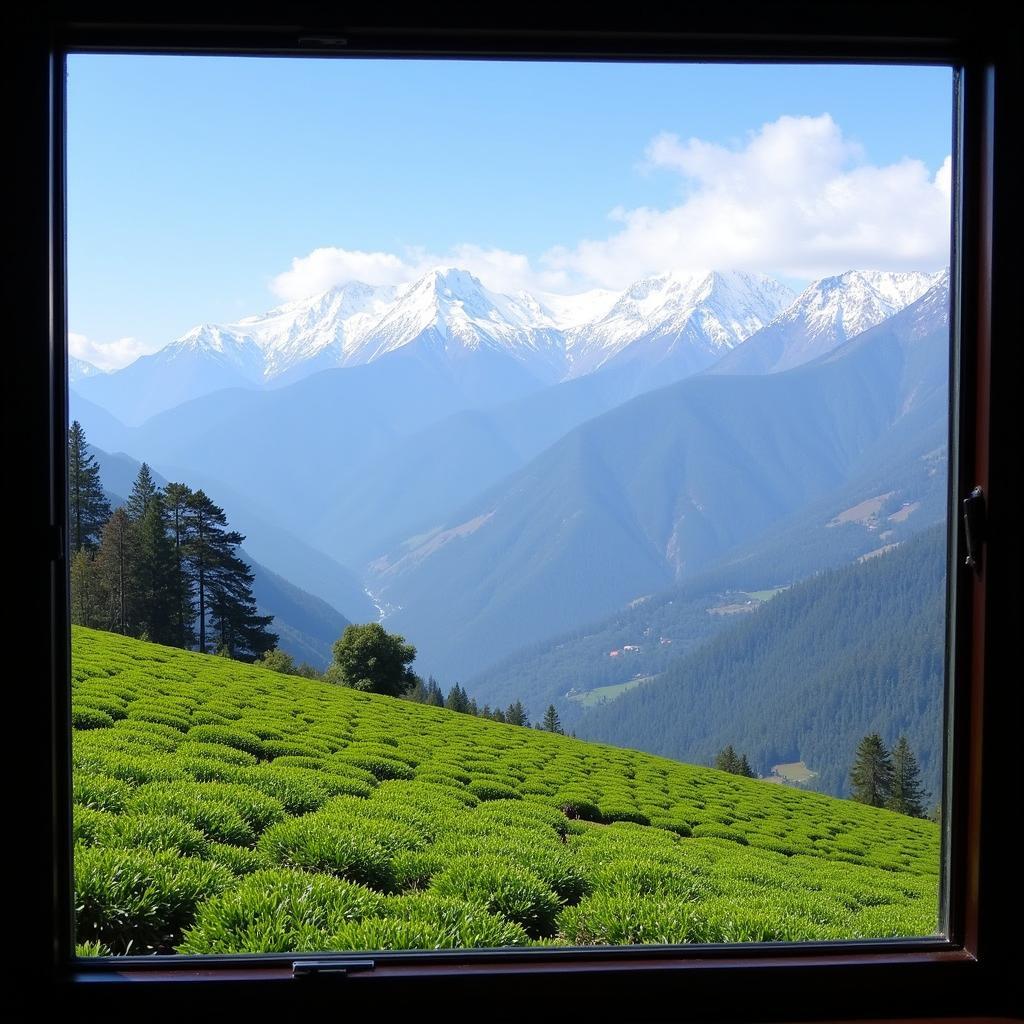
[962,485,987,573]
[292,958,376,979]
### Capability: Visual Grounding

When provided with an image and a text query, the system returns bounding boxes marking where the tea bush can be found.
[70,628,941,956]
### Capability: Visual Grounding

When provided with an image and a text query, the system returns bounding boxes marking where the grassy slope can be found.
[71,627,939,956]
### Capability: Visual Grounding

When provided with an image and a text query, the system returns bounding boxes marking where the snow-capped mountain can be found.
[337,268,567,380]
[68,356,105,384]
[563,270,796,379]
[228,280,398,382]
[73,265,943,426]
[708,269,944,376]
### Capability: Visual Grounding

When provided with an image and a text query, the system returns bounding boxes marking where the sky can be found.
[66,56,953,370]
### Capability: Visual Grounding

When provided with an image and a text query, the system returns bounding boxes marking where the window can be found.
[19,7,1019,1018]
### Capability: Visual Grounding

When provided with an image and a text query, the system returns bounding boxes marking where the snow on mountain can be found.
[709,269,943,376]
[341,268,566,380]
[81,265,944,424]
[165,324,266,381]
[536,287,619,329]
[69,356,105,384]
[222,281,396,381]
[564,270,795,378]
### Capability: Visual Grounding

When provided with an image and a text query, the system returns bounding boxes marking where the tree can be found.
[132,491,177,644]
[329,623,418,697]
[68,421,111,553]
[849,733,894,807]
[69,548,103,628]
[125,463,158,521]
[180,489,274,659]
[714,746,756,778]
[542,704,563,734]
[445,683,471,713]
[257,649,298,675]
[162,483,196,648]
[96,507,137,635]
[505,701,529,727]
[887,736,929,817]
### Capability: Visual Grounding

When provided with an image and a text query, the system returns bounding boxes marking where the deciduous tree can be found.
[330,623,418,697]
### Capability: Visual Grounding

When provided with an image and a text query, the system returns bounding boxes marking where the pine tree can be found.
[849,733,894,807]
[424,677,445,707]
[505,701,528,727]
[96,507,137,635]
[887,736,929,817]
[163,483,196,648]
[182,489,275,658]
[542,704,563,734]
[737,754,755,779]
[125,463,158,521]
[208,545,276,661]
[714,745,740,774]
[132,491,177,644]
[68,421,111,553]
[445,683,471,713]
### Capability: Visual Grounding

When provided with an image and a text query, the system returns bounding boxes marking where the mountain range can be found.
[71,263,950,699]
[73,267,804,423]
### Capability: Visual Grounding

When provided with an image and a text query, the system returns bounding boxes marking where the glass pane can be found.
[66,55,952,957]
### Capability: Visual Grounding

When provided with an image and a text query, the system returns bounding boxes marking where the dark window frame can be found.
[18,6,1019,1019]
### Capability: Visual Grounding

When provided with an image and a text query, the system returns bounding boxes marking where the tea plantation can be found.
[71,627,940,956]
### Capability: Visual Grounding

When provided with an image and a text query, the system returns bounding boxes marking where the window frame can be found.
[19,6,1019,1019]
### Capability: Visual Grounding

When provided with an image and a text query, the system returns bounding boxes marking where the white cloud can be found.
[268,115,951,303]
[270,247,416,300]
[547,114,952,287]
[69,332,154,372]
[269,243,571,302]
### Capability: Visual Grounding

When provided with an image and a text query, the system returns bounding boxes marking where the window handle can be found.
[962,486,987,573]
[293,959,376,979]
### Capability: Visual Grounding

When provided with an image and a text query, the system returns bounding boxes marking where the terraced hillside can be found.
[71,628,940,956]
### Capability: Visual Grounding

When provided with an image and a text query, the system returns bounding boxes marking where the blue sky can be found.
[67,56,952,368]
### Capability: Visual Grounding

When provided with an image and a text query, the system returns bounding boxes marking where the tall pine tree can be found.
[96,507,137,635]
[542,704,563,734]
[133,491,177,644]
[125,463,158,521]
[183,489,275,659]
[849,733,894,807]
[887,736,929,817]
[163,483,196,649]
[68,421,111,553]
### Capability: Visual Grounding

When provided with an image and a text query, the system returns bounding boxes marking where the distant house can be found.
[623,645,640,652]
[609,650,621,657]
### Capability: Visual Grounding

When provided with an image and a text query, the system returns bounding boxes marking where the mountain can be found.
[74,325,266,425]
[87,444,356,665]
[74,267,799,425]
[74,269,567,424]
[575,525,947,801]
[466,428,948,719]
[708,270,941,376]
[370,278,949,682]
[69,356,104,384]
[565,270,794,380]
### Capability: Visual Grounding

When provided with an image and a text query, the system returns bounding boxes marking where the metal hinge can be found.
[962,486,987,573]
[292,958,375,979]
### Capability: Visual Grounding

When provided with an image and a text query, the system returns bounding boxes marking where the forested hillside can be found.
[577,526,946,798]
